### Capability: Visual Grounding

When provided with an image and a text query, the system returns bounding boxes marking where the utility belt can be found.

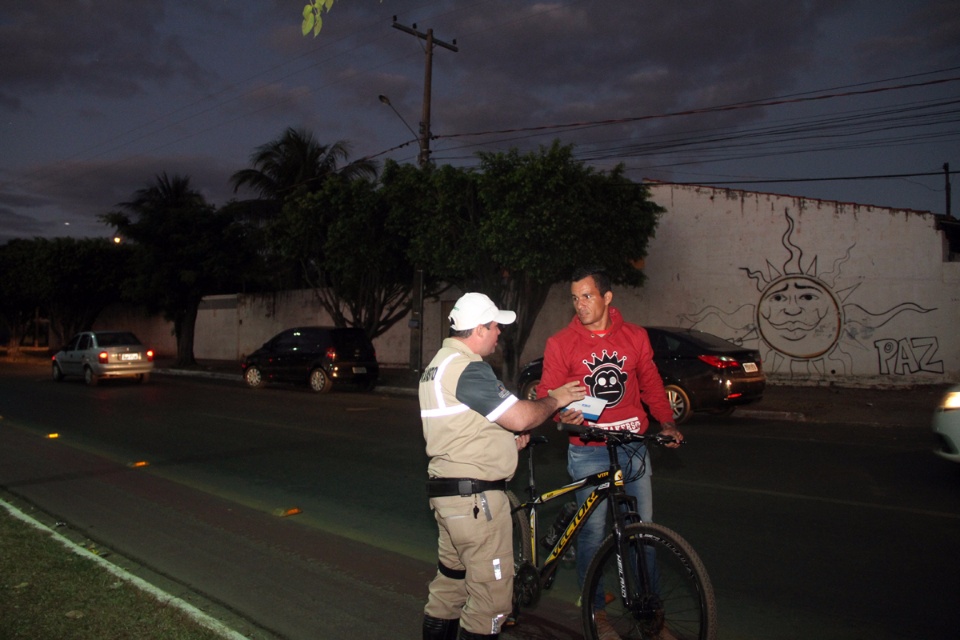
[426,477,508,498]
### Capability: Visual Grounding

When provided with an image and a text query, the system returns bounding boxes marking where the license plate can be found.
[742,362,758,373]
[353,366,367,374]
[121,353,141,361]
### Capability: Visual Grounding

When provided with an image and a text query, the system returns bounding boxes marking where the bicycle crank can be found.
[514,562,541,608]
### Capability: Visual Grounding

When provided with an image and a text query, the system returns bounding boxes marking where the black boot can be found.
[458,628,497,639]
[423,615,460,640]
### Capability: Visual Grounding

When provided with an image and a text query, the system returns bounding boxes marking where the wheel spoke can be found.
[582,523,716,640]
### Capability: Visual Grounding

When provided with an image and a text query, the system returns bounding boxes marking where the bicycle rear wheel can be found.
[582,522,716,640]
[507,490,539,613]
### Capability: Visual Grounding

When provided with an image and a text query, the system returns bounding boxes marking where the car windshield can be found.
[95,332,142,347]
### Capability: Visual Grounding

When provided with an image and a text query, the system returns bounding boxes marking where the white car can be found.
[932,385,960,463]
[52,331,155,386]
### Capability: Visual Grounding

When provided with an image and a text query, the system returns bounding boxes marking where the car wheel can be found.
[664,384,691,424]
[520,378,540,401]
[52,363,64,382]
[138,373,151,384]
[244,366,265,388]
[83,367,98,387]
[309,368,332,394]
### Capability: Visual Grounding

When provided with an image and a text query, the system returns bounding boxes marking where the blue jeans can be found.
[567,441,652,607]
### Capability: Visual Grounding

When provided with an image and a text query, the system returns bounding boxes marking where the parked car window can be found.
[656,333,684,355]
[296,329,323,351]
[333,329,370,351]
[96,332,141,347]
[78,334,92,351]
[273,331,299,351]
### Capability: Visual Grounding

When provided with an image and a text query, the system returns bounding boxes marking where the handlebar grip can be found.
[557,422,588,435]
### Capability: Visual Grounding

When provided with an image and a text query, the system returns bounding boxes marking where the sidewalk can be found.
[155,358,950,429]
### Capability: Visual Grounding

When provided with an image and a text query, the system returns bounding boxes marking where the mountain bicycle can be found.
[507,424,717,640]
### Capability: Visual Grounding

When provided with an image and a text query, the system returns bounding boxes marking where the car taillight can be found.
[326,346,337,361]
[98,351,109,363]
[146,349,154,362]
[697,354,740,369]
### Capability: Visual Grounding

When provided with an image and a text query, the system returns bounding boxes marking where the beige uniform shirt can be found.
[420,338,520,481]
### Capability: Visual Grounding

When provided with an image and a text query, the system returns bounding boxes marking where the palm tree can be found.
[230,127,377,210]
[102,173,253,366]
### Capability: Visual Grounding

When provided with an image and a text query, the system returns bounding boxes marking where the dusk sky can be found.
[1,0,958,244]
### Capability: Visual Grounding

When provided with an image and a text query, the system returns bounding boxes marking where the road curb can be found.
[154,368,242,382]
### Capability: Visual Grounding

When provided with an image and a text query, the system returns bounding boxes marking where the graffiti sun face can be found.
[757,275,842,359]
[679,210,935,379]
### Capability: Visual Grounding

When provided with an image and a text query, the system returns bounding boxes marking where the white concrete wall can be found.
[99,184,960,385]
[520,184,959,385]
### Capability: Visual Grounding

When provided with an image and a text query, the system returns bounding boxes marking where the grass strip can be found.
[0,508,233,640]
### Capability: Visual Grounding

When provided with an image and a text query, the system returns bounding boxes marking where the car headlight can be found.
[941,390,960,411]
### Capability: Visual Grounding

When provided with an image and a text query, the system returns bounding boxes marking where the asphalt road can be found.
[1,360,958,639]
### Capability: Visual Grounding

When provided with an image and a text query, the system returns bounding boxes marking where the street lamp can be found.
[378,94,427,167]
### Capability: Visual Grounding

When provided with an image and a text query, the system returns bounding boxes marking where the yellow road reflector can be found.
[127,461,150,468]
[272,507,302,517]
[46,433,60,439]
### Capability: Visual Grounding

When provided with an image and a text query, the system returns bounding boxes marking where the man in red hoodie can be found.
[537,266,683,634]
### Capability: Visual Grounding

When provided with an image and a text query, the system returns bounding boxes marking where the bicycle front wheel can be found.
[582,522,717,640]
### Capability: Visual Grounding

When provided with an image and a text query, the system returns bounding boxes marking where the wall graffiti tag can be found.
[875,337,944,375]
[679,211,937,378]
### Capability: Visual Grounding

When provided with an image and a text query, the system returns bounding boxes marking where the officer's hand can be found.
[515,433,530,451]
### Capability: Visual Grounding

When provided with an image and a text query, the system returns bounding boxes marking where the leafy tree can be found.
[0,239,50,348]
[273,174,413,339]
[101,173,258,366]
[404,141,665,380]
[0,238,132,349]
[41,238,135,346]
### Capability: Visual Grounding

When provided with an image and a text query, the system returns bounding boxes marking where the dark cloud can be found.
[0,0,212,107]
[0,0,956,243]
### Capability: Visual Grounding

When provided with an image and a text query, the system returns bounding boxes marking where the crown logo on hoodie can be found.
[583,350,626,371]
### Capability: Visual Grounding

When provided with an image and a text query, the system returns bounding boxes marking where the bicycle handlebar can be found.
[558,422,681,446]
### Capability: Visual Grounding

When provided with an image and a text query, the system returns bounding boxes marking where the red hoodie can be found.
[536,307,674,446]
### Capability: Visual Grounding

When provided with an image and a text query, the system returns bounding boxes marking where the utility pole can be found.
[391,16,458,374]
[391,17,458,167]
[945,162,952,218]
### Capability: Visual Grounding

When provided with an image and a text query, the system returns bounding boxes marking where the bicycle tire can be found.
[507,491,539,611]
[581,522,717,640]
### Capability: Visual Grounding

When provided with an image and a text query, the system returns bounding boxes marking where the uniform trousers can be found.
[425,490,513,635]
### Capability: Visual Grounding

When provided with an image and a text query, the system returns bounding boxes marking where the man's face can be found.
[571,276,612,331]
[475,321,501,356]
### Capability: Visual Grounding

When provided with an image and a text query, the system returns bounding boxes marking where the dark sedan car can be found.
[516,326,765,423]
[241,326,379,393]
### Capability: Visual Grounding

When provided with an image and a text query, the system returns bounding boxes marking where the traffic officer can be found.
[420,292,586,640]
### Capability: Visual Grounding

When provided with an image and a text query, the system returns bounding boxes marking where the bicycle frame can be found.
[513,436,645,594]
[511,428,716,640]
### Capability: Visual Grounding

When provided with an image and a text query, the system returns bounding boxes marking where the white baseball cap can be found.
[449,293,517,331]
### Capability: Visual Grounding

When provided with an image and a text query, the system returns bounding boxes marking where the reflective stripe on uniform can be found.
[485,395,518,422]
[421,352,469,418]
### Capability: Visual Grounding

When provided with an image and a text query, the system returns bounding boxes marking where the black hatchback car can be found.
[516,326,765,423]
[241,326,379,393]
